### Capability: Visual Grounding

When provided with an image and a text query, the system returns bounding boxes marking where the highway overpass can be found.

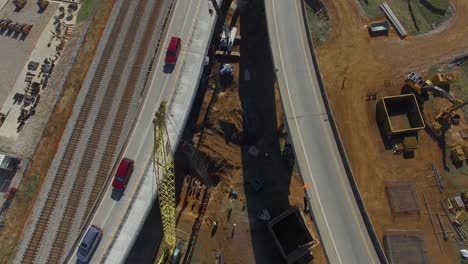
[264,0,386,263]
[65,0,388,262]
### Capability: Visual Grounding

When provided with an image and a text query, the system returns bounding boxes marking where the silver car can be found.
[77,225,103,263]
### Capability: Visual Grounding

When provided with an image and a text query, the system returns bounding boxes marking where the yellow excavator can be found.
[431,100,468,137]
[153,101,177,263]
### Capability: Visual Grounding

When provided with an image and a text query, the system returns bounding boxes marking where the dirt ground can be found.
[170,1,327,263]
[313,0,468,262]
[0,0,114,262]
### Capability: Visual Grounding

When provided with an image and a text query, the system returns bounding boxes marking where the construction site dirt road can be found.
[315,0,468,263]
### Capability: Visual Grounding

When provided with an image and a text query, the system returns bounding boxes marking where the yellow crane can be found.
[153,101,177,263]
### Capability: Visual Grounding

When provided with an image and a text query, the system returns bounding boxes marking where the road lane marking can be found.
[293,1,376,261]
[270,0,343,263]
[85,0,207,262]
[71,0,190,262]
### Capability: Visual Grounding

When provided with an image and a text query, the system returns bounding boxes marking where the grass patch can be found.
[357,0,385,19]
[77,0,98,22]
[304,1,332,47]
[356,0,451,35]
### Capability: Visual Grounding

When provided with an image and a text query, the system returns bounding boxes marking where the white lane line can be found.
[81,0,203,261]
[271,0,343,263]
[69,0,189,261]
[158,0,197,98]
[293,1,376,261]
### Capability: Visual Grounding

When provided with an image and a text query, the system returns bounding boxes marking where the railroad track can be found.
[21,0,163,262]
[83,0,164,221]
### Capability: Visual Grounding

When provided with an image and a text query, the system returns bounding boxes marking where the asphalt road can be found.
[264,0,380,263]
[67,0,202,263]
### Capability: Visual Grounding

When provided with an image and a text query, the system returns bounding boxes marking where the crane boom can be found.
[153,101,176,258]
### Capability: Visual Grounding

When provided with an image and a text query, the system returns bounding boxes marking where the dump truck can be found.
[376,94,425,157]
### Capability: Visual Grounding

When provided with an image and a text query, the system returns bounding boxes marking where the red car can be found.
[112,158,134,190]
[165,37,181,65]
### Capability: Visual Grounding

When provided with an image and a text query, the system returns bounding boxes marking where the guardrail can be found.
[298,1,389,263]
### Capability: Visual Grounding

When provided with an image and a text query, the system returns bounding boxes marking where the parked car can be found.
[112,158,134,190]
[165,37,181,65]
[77,225,103,263]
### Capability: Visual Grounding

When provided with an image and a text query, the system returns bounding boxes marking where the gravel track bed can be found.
[13,0,127,262]
[35,3,139,263]
[64,0,157,256]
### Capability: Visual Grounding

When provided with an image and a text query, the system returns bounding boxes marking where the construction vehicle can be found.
[376,94,425,157]
[8,22,16,32]
[450,145,467,166]
[14,24,23,33]
[432,72,455,90]
[0,19,12,30]
[37,0,49,10]
[220,25,237,52]
[13,0,27,9]
[405,72,461,104]
[431,100,468,137]
[153,101,177,263]
[22,24,32,35]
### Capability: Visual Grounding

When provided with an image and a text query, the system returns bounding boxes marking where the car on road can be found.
[112,158,134,191]
[165,37,181,65]
[77,225,103,263]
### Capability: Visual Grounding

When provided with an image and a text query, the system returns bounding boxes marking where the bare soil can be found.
[0,0,114,262]
[314,0,468,262]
